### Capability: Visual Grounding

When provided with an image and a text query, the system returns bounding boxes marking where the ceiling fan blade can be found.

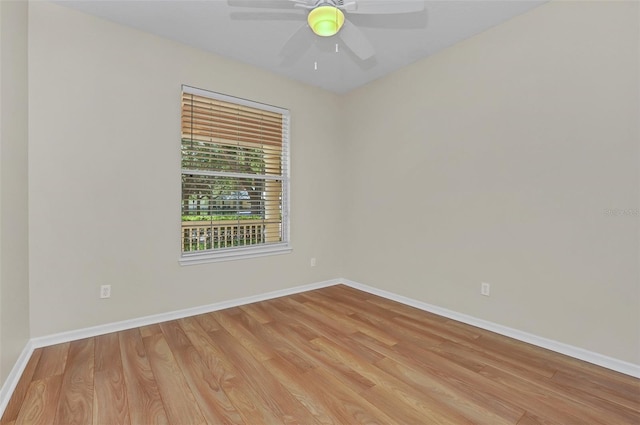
[279,24,314,66]
[339,20,374,60]
[227,0,297,9]
[344,0,425,15]
[230,11,304,21]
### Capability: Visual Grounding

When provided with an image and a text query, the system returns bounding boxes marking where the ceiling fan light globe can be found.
[313,20,338,36]
[307,5,344,37]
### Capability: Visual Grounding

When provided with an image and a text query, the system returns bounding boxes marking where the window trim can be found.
[179,85,291,265]
[179,242,292,265]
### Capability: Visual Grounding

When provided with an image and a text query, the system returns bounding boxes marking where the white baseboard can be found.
[0,340,34,418]
[341,279,640,379]
[31,278,341,349]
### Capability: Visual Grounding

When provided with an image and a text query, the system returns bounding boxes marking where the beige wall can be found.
[22,0,640,370]
[0,0,30,382]
[28,1,345,337]
[342,1,639,364]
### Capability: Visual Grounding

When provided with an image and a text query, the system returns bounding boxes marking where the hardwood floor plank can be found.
[396,340,585,424]
[363,292,449,323]
[396,311,480,341]
[427,341,487,373]
[313,291,454,352]
[265,302,378,394]
[234,307,316,376]
[302,297,400,346]
[373,312,449,349]
[551,368,640,411]
[177,317,238,387]
[391,313,479,345]
[261,298,321,341]
[31,343,69,381]
[322,284,371,302]
[517,413,546,425]
[478,328,635,388]
[266,320,376,394]
[160,320,244,425]
[209,325,322,424]
[293,291,358,316]
[302,367,399,425]
[434,338,558,380]
[53,338,94,425]
[478,364,633,424]
[307,290,461,351]
[92,333,130,425]
[138,324,162,338]
[239,301,274,324]
[284,296,358,335]
[547,373,640,423]
[304,289,399,327]
[142,333,207,425]
[179,316,284,425]
[374,356,519,424]
[311,335,481,424]
[1,349,43,424]
[277,298,386,365]
[93,370,130,425]
[263,356,338,425]
[472,334,562,378]
[14,375,63,425]
[363,384,468,425]
[194,312,222,333]
[118,329,169,425]
[350,332,528,423]
[209,309,276,363]
[94,333,119,373]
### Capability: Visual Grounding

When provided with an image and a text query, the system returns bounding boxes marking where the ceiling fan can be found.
[228,0,426,63]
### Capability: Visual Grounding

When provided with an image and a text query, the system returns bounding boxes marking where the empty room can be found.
[0,0,638,423]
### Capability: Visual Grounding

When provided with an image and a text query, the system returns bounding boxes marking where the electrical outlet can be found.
[100,284,111,299]
[481,282,490,297]
[310,257,317,267]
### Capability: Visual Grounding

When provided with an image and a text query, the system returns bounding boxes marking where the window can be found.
[180,85,290,264]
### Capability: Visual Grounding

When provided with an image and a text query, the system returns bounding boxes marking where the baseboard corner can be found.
[0,340,35,419]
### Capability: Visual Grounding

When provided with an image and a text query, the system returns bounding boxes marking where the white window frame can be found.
[179,85,291,265]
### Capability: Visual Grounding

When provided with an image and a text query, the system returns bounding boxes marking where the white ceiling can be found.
[55,0,547,93]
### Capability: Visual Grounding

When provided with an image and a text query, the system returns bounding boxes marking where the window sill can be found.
[179,243,292,266]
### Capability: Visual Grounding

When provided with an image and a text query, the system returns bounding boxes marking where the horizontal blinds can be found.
[182,93,283,148]
[181,87,288,254]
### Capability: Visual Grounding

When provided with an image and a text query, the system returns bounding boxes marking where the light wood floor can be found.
[2,284,639,424]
